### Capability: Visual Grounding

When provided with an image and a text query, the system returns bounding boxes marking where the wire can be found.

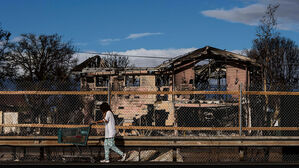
[76,52,173,59]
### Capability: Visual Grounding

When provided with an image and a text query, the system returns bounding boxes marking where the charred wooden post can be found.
[239,83,243,136]
[171,63,178,162]
[108,77,111,105]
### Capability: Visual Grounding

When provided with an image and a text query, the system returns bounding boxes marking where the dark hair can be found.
[100,102,111,113]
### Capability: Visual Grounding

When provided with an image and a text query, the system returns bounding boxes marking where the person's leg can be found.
[109,138,124,156]
[104,138,111,161]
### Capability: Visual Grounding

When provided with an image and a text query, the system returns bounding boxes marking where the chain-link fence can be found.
[0,80,298,137]
[243,83,299,137]
[0,79,299,163]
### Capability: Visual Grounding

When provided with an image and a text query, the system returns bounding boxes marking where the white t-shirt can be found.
[104,111,116,138]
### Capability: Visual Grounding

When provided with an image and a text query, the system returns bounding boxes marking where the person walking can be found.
[92,102,126,163]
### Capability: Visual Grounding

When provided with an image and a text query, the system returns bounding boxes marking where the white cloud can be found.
[74,42,88,46]
[201,0,299,31]
[230,49,243,55]
[11,36,22,42]
[99,32,163,46]
[100,38,120,46]
[202,4,265,26]
[126,32,163,39]
[1,36,20,47]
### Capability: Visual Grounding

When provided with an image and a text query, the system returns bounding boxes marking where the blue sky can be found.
[1,0,299,67]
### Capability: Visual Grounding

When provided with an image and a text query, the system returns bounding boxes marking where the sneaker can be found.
[100,159,110,163]
[118,153,126,162]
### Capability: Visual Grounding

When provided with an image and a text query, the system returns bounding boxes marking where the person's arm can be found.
[92,119,105,124]
[92,112,109,124]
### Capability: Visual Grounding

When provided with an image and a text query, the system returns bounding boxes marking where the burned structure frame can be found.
[72,46,260,136]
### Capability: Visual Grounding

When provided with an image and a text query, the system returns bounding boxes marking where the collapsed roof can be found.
[72,55,107,72]
[156,46,259,72]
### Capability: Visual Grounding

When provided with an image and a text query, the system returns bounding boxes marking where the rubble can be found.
[125,150,158,161]
[151,150,183,162]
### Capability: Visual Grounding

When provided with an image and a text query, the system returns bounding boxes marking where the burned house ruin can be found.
[72,46,259,136]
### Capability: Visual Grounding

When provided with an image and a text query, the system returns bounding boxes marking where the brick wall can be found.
[226,65,247,92]
[175,67,194,91]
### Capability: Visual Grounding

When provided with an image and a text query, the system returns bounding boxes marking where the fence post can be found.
[108,78,111,105]
[239,83,242,136]
[172,63,178,162]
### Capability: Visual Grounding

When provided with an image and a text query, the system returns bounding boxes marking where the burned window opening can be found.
[96,76,109,87]
[125,75,140,87]
[154,110,169,126]
[156,87,169,101]
[155,75,170,87]
[86,77,94,83]
[194,60,227,92]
